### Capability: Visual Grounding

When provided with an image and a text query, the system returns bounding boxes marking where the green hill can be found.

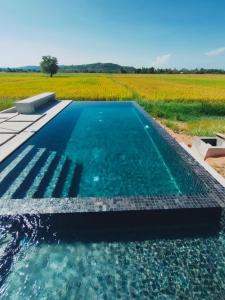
[59,63,135,73]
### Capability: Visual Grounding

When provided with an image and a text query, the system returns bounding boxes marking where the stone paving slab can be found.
[0,128,15,134]
[0,100,72,162]
[0,121,33,133]
[25,100,71,132]
[8,114,44,122]
[0,131,34,162]
[0,113,18,119]
[0,134,15,146]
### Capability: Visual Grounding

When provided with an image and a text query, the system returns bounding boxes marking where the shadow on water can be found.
[39,219,220,244]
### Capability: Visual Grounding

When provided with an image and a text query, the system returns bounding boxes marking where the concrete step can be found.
[0,145,34,184]
[25,151,57,198]
[2,148,46,199]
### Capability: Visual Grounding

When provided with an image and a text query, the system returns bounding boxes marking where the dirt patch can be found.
[156,119,192,147]
[156,119,225,179]
[206,157,225,178]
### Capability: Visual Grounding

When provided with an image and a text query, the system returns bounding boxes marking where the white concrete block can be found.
[16,92,56,114]
[192,136,225,159]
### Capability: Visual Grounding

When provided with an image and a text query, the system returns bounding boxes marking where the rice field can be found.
[113,74,225,102]
[0,72,225,135]
[0,73,132,103]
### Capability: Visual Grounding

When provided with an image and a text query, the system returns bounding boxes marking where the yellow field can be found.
[0,73,132,103]
[1,72,225,135]
[1,73,225,105]
[113,74,225,102]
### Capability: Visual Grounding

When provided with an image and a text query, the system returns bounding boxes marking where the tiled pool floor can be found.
[0,216,224,300]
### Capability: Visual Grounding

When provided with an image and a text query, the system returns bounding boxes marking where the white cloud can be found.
[205,47,225,57]
[152,53,172,67]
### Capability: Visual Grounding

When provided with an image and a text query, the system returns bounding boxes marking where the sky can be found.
[0,0,225,69]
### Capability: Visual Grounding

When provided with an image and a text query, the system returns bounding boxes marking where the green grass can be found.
[137,99,225,120]
[0,72,225,136]
[137,99,225,136]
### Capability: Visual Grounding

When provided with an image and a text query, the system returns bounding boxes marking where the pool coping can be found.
[0,101,223,225]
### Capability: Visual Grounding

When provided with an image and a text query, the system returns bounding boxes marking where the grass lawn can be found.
[137,99,225,136]
[0,72,225,136]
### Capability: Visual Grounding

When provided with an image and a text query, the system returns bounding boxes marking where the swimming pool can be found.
[0,102,222,225]
[0,101,224,298]
[0,101,207,198]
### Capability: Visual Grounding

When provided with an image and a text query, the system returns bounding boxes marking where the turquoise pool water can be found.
[0,216,224,299]
[0,102,206,199]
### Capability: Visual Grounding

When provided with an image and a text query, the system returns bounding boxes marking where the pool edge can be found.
[0,100,72,163]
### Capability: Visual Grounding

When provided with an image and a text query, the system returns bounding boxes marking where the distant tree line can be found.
[0,67,40,73]
[1,64,225,74]
[133,67,225,74]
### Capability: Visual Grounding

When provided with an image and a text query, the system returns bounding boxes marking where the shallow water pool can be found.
[0,216,224,300]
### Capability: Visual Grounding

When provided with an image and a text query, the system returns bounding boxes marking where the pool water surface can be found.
[0,216,224,299]
[0,102,206,199]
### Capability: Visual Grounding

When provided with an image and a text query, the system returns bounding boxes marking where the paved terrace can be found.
[0,100,72,163]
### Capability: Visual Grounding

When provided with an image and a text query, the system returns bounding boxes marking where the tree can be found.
[40,55,59,77]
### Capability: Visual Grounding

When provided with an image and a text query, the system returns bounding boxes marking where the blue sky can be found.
[0,0,225,68]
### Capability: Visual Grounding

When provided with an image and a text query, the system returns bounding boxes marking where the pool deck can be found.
[0,100,72,163]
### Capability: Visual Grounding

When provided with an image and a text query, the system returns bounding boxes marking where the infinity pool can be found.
[0,102,207,199]
[0,101,224,299]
